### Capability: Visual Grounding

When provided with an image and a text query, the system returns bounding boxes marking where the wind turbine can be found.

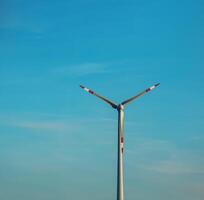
[80,83,160,200]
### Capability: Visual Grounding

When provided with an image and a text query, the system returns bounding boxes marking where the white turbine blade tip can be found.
[150,85,155,90]
[146,83,160,92]
[80,85,94,94]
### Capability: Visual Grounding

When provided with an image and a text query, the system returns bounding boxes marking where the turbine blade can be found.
[80,85,117,109]
[121,83,160,106]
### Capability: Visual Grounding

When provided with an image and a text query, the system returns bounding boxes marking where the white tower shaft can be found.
[117,105,124,200]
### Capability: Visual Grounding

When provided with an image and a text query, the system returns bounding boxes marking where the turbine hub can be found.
[117,104,124,110]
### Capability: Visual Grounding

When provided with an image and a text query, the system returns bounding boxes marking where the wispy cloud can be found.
[10,120,74,132]
[0,62,109,87]
[54,61,147,77]
[53,62,111,77]
[0,113,117,134]
[145,159,204,175]
[0,9,45,34]
[127,137,204,175]
[0,61,138,87]
[0,113,80,132]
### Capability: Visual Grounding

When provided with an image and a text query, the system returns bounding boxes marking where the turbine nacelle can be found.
[117,104,124,111]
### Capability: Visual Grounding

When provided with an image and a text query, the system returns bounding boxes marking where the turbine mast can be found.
[117,104,124,200]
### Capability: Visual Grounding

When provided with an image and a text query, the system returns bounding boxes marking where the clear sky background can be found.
[0,0,204,200]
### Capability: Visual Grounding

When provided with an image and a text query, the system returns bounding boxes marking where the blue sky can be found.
[0,0,204,199]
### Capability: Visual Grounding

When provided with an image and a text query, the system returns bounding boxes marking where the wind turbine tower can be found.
[80,83,160,200]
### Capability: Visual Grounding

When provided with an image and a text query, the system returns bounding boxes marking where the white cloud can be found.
[145,159,204,174]
[54,62,111,77]
[0,113,117,133]
[127,137,204,175]
[11,120,73,132]
[0,113,81,132]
